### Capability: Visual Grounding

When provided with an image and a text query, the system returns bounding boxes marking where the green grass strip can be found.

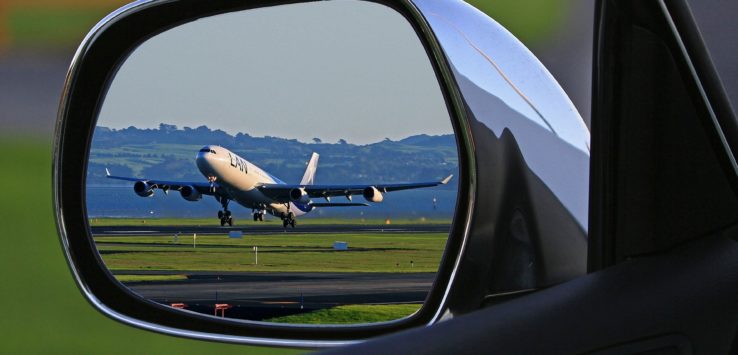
[8,7,113,46]
[265,304,421,324]
[466,0,569,46]
[95,232,446,273]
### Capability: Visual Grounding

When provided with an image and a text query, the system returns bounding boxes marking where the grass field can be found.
[89,216,452,226]
[266,304,422,325]
[95,232,447,273]
[466,0,569,46]
[4,0,567,50]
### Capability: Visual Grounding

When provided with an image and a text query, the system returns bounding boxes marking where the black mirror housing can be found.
[54,0,588,347]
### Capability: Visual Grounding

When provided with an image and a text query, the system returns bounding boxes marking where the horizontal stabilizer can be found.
[311,203,369,207]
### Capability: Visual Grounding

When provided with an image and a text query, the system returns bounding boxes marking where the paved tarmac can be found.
[122,271,433,305]
[116,271,435,321]
[92,224,451,236]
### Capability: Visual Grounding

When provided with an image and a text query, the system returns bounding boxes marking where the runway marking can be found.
[92,227,448,236]
[108,230,159,234]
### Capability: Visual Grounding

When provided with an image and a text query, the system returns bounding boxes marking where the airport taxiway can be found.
[117,271,434,320]
[92,224,451,236]
[121,271,432,304]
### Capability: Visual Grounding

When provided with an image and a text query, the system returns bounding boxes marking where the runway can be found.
[92,223,451,236]
[117,271,435,321]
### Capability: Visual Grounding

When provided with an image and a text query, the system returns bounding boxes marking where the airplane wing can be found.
[311,203,370,207]
[105,168,220,196]
[257,175,453,202]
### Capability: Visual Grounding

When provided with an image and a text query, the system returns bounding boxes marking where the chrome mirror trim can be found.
[414,0,590,315]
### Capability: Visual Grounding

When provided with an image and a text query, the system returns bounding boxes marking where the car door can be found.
[322,0,738,353]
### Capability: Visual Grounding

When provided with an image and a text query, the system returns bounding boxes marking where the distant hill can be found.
[87,124,458,188]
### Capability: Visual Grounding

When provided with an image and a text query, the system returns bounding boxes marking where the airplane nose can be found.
[196,151,207,165]
[196,146,229,176]
[196,146,217,175]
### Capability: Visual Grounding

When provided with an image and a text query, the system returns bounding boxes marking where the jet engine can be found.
[289,188,311,204]
[180,185,202,201]
[363,186,384,203]
[133,181,154,197]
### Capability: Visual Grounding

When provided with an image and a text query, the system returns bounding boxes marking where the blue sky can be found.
[97,1,454,145]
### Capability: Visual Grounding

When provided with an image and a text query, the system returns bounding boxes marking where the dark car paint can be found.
[326,235,738,354]
[589,0,738,271]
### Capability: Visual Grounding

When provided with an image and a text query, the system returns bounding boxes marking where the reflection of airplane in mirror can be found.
[106,145,453,227]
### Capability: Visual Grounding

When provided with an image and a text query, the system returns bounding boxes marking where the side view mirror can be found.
[54,0,589,347]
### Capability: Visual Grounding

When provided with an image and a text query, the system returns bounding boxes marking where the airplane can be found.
[105,145,453,227]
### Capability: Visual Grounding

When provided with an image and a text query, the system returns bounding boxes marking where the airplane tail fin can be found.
[300,152,319,185]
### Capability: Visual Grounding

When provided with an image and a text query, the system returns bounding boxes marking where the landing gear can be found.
[252,209,265,222]
[219,210,232,226]
[282,212,296,229]
[218,198,233,226]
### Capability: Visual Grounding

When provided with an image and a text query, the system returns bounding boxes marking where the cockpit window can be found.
[199,148,216,154]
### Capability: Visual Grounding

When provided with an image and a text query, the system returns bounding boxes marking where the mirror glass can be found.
[86,0,458,325]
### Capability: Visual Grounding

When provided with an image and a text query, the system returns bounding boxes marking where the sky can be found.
[97,0,454,145]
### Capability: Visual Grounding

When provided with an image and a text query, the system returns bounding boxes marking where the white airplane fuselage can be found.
[195,145,309,217]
